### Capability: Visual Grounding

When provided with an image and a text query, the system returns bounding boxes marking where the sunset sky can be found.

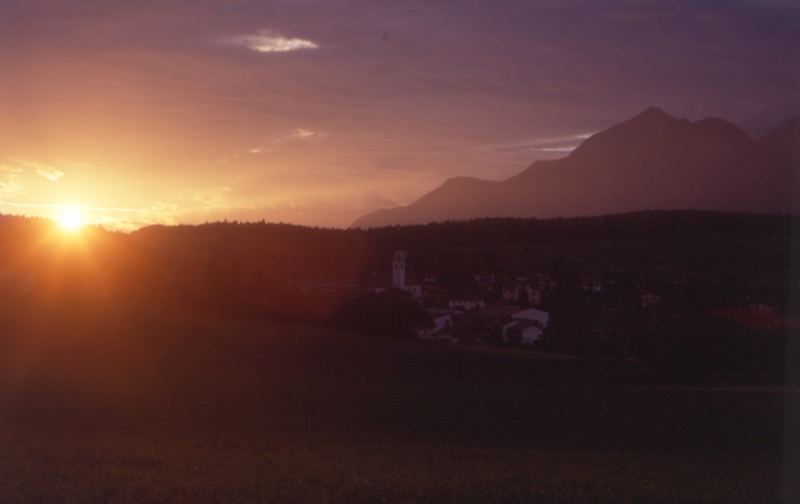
[1,0,798,229]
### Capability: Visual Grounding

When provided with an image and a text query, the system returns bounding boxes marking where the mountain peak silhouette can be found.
[352,108,796,228]
[633,106,673,121]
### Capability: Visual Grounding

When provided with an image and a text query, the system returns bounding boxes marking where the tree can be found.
[516,287,530,307]
[334,289,432,338]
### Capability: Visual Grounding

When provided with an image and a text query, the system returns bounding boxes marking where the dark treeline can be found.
[0,209,795,315]
[0,210,796,382]
[133,210,796,310]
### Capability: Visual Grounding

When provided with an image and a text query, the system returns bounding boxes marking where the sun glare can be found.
[56,206,86,232]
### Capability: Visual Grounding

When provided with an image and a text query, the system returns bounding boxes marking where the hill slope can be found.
[353,108,796,228]
[0,314,790,501]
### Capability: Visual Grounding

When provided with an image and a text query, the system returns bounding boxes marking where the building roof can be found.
[476,305,521,320]
[511,308,550,324]
[426,307,461,316]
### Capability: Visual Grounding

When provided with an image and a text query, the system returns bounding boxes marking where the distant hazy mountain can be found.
[352,108,797,228]
[759,116,800,174]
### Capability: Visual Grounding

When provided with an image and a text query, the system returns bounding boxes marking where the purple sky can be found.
[0,0,798,228]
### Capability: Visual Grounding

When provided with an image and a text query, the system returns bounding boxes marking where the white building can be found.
[512,308,550,326]
[417,308,459,342]
[581,274,603,293]
[502,323,544,345]
[448,298,485,311]
[389,250,422,299]
[392,250,407,288]
[502,308,550,345]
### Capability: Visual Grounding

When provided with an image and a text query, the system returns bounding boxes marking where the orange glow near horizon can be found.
[55,206,86,232]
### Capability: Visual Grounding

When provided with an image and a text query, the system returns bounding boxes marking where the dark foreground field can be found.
[0,310,797,502]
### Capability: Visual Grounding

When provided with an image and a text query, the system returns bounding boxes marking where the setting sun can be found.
[55,206,86,232]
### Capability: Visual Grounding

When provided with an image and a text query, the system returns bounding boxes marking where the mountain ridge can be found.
[352,108,797,228]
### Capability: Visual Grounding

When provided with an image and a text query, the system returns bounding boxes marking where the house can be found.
[477,304,524,321]
[417,308,460,343]
[421,277,449,305]
[502,308,550,345]
[502,320,544,345]
[448,297,485,311]
[501,276,542,306]
[511,307,550,326]
[473,273,497,293]
[581,273,603,292]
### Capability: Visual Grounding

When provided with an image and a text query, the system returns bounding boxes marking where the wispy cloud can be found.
[0,161,28,198]
[35,165,65,181]
[1,159,65,181]
[0,201,143,212]
[536,146,579,152]
[227,31,319,53]
[491,132,597,154]
[291,128,317,139]
[193,186,233,212]
[247,128,327,153]
[0,164,24,174]
[274,128,327,143]
[0,178,26,199]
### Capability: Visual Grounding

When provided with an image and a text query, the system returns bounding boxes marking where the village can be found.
[371,250,554,346]
[318,249,782,359]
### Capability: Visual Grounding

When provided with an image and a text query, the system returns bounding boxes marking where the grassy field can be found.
[0,310,796,502]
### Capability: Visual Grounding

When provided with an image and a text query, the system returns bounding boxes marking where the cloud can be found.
[0,164,24,174]
[35,165,65,181]
[535,146,579,152]
[0,178,26,198]
[274,128,327,144]
[193,186,233,212]
[291,128,316,139]
[0,161,28,198]
[490,132,596,154]
[246,129,325,154]
[528,133,595,153]
[228,31,319,53]
[1,159,65,181]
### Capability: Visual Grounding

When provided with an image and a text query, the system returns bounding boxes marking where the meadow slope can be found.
[0,311,796,502]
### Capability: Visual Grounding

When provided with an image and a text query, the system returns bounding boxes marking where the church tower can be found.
[391,250,407,289]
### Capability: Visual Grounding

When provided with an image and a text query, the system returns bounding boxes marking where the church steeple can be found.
[392,250,407,289]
